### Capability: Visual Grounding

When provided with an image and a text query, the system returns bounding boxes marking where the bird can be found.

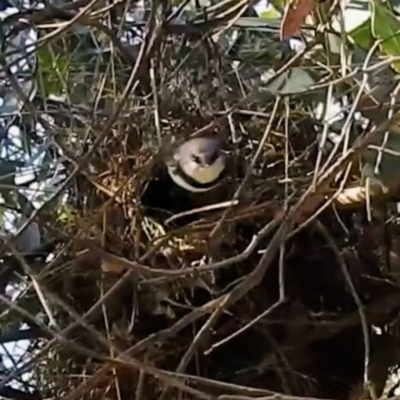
[166,137,227,193]
[140,136,231,223]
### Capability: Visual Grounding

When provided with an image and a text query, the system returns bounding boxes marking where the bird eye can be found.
[192,154,201,164]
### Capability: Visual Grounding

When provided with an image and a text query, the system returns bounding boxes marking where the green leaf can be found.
[255,0,282,19]
[37,47,69,97]
[349,18,374,49]
[370,0,400,72]
[259,8,282,19]
[268,0,286,13]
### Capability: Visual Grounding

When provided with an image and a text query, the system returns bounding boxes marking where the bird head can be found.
[167,137,226,192]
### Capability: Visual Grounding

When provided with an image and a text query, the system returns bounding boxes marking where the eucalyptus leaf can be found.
[325,32,342,56]
[263,67,315,95]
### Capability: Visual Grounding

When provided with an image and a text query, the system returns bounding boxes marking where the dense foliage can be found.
[1,0,400,399]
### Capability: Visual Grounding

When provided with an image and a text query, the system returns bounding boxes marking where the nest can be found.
[2,2,400,400]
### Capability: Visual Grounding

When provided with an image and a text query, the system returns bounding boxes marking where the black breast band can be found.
[173,162,226,191]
